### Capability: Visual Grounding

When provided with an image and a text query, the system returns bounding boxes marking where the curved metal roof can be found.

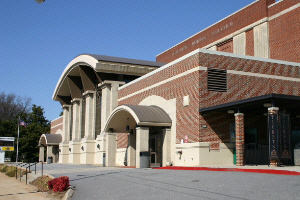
[104,104,172,133]
[39,134,62,146]
[80,54,165,67]
[125,105,172,124]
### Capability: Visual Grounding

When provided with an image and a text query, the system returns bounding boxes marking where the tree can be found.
[0,92,31,121]
[0,102,50,162]
[18,105,50,162]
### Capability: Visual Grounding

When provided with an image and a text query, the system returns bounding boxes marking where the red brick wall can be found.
[119,54,201,144]
[269,2,300,63]
[268,0,299,16]
[246,29,254,56]
[117,133,128,149]
[198,52,300,148]
[156,0,274,63]
[50,117,63,134]
[217,39,233,53]
[121,51,300,148]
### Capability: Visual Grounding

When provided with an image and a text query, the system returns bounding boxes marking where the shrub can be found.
[48,176,70,192]
[0,165,7,172]
[31,176,53,192]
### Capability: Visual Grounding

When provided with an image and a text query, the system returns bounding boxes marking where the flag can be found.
[20,119,27,127]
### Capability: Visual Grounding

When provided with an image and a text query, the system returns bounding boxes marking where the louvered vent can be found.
[207,68,227,92]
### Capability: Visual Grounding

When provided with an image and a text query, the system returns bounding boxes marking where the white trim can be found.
[157,0,260,56]
[53,55,98,100]
[269,3,300,21]
[268,0,284,8]
[119,48,202,90]
[50,123,63,129]
[120,48,300,99]
[203,18,268,49]
[119,66,205,101]
[51,116,63,123]
[228,70,300,82]
[197,49,300,67]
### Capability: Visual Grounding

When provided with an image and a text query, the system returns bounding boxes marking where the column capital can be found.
[268,107,279,111]
[234,113,244,117]
[82,90,96,97]
[62,104,71,109]
[98,80,125,89]
[71,98,82,103]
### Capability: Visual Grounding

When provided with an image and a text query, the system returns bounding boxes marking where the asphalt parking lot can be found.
[26,163,300,200]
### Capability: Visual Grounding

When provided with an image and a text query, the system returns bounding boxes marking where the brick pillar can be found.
[235,113,244,166]
[268,107,279,167]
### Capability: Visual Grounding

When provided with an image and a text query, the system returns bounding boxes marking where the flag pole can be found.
[16,116,20,163]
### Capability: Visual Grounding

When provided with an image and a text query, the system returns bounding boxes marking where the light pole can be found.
[35,0,45,3]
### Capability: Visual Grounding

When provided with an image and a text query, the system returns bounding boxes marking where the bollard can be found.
[35,162,37,174]
[40,161,43,176]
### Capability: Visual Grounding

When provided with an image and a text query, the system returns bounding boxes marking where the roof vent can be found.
[207,68,227,92]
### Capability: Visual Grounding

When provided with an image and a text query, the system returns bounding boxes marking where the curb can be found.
[156,166,300,175]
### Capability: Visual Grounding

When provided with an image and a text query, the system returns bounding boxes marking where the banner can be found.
[279,113,291,158]
[268,114,279,159]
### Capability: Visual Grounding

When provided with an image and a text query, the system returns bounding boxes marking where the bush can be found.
[48,176,70,192]
[0,165,7,172]
[5,165,17,177]
[31,176,53,192]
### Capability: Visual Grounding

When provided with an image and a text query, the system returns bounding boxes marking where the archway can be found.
[103,104,172,168]
[38,133,62,163]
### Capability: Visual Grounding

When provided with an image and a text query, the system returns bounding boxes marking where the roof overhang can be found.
[38,134,62,146]
[104,105,172,133]
[53,54,165,102]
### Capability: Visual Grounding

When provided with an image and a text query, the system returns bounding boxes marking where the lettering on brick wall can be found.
[171,21,234,56]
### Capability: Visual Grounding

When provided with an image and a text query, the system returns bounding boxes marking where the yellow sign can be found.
[0,147,14,151]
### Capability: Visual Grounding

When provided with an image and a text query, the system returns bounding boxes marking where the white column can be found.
[162,128,172,166]
[233,32,246,55]
[46,146,54,163]
[39,146,45,162]
[127,131,136,167]
[94,134,106,165]
[59,105,71,163]
[105,132,117,167]
[99,81,125,132]
[69,98,82,164]
[136,127,149,168]
[80,91,96,164]
[254,22,270,58]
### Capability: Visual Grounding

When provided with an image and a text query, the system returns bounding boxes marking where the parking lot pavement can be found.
[5,163,300,200]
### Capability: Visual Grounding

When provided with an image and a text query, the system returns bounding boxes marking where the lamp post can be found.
[35,0,45,3]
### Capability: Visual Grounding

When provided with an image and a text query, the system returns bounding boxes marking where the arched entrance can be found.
[38,134,62,163]
[103,104,172,168]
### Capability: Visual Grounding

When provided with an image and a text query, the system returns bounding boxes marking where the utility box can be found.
[47,156,53,164]
[294,143,300,165]
[140,151,150,168]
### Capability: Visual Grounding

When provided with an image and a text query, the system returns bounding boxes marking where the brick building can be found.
[42,0,300,167]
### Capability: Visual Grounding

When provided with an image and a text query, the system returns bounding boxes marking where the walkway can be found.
[0,172,49,200]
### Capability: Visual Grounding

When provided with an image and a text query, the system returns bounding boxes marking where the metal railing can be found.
[15,162,42,184]
[244,143,269,166]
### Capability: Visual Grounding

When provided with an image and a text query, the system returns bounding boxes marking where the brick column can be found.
[235,113,244,166]
[268,107,279,167]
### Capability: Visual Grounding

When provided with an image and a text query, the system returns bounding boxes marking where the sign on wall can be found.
[279,113,291,158]
[268,114,279,159]
[0,137,15,151]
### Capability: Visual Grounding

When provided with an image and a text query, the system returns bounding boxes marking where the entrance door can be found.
[149,132,162,168]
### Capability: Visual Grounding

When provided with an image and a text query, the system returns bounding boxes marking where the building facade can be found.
[41,0,300,167]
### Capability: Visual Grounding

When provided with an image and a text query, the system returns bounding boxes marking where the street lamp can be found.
[35,0,45,3]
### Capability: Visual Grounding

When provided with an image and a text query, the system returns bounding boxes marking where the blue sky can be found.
[0,0,255,121]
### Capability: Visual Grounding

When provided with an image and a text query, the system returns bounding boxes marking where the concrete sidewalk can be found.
[0,172,49,200]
